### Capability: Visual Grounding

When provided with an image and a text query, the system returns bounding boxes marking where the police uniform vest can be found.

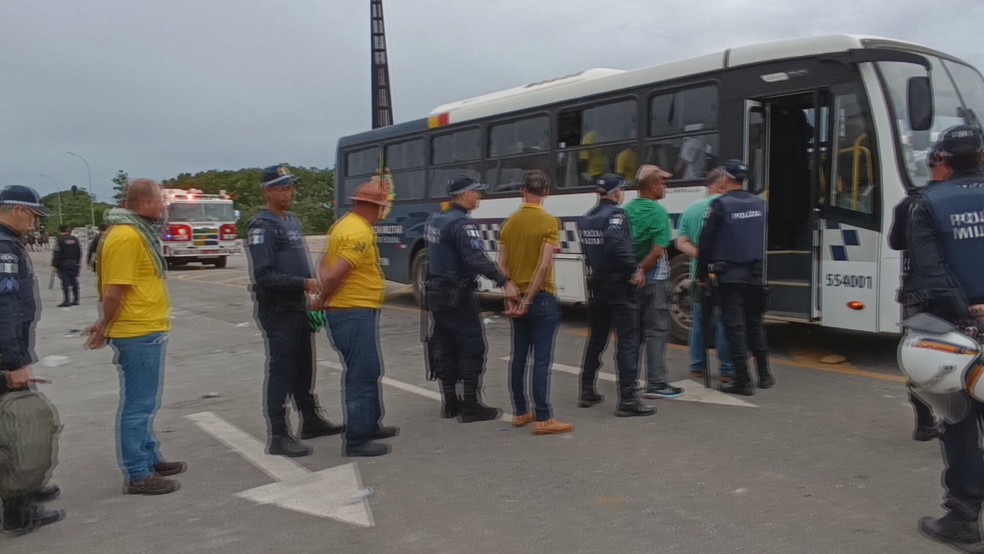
[710,191,766,284]
[54,235,82,268]
[424,207,471,282]
[578,202,635,278]
[922,174,984,304]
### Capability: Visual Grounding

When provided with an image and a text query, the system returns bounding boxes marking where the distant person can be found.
[577,174,654,417]
[423,176,519,422]
[498,170,573,435]
[83,179,186,495]
[0,185,63,533]
[51,225,82,307]
[676,169,734,384]
[888,143,949,442]
[676,128,708,180]
[87,223,108,272]
[245,166,343,458]
[625,165,682,399]
[697,160,772,396]
[316,181,398,457]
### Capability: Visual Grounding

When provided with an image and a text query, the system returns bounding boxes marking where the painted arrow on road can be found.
[186,412,374,527]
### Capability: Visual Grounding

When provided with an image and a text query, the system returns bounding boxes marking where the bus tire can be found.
[669,253,693,345]
[212,257,227,269]
[410,249,428,307]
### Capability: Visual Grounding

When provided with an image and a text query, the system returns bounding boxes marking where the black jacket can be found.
[245,210,311,312]
[0,224,39,390]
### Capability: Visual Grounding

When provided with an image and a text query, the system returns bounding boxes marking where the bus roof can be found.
[339,34,963,146]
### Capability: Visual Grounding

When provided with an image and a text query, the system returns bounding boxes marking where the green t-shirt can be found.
[677,194,720,276]
[624,198,671,262]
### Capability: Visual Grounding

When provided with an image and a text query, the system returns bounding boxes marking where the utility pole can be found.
[370,0,393,129]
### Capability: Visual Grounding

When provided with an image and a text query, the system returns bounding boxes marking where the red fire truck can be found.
[161,188,241,268]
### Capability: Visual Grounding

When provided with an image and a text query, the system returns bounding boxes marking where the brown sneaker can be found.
[513,412,534,427]
[126,475,180,495]
[154,461,187,477]
[532,418,574,435]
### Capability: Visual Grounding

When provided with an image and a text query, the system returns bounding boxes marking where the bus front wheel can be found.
[410,249,428,306]
[669,254,693,345]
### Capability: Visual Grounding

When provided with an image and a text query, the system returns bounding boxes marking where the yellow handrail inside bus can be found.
[837,133,872,211]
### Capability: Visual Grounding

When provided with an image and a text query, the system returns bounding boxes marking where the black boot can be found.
[918,513,984,552]
[299,408,346,439]
[57,299,71,308]
[459,398,501,423]
[2,499,65,534]
[913,422,941,441]
[758,374,775,389]
[441,382,462,419]
[578,389,604,408]
[267,434,312,458]
[720,381,756,396]
[615,396,656,417]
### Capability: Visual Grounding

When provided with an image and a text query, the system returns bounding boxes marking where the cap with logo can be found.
[936,125,984,157]
[447,175,488,196]
[349,181,390,206]
[260,165,300,188]
[0,185,51,217]
[595,173,629,194]
[721,159,750,183]
[635,164,672,183]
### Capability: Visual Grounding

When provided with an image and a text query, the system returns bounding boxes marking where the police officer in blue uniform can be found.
[424,176,519,422]
[246,166,343,458]
[697,160,772,397]
[577,174,655,417]
[0,185,64,533]
[51,225,82,307]
[905,126,984,552]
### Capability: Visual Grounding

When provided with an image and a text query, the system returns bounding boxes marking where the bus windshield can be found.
[167,202,235,222]
[879,56,984,188]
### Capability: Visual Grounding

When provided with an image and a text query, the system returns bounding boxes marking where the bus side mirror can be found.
[907,76,933,131]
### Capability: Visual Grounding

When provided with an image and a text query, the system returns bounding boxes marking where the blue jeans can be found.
[509,293,560,421]
[111,332,167,482]
[326,309,384,445]
[688,299,734,376]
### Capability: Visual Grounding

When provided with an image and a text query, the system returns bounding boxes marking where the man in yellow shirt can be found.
[84,179,185,496]
[317,182,398,457]
[498,170,573,435]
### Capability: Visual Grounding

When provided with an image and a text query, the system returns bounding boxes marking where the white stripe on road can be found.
[318,360,515,420]
[186,411,307,482]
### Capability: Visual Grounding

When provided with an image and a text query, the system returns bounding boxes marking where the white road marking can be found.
[498,357,757,408]
[186,411,374,527]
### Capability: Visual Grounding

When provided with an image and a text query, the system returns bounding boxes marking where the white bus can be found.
[335,34,984,342]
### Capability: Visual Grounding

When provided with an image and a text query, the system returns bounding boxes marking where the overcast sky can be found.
[2,0,983,201]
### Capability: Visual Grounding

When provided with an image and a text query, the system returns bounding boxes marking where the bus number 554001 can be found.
[825,274,873,289]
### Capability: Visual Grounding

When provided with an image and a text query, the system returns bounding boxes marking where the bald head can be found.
[125,178,165,220]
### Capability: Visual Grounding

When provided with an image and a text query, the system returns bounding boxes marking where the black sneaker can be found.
[615,398,656,417]
[300,409,346,439]
[345,441,392,457]
[267,435,312,458]
[914,423,941,441]
[720,382,756,396]
[918,514,984,553]
[642,383,684,399]
[578,390,604,408]
[459,402,501,423]
[758,375,776,389]
[2,504,65,535]
[370,425,400,440]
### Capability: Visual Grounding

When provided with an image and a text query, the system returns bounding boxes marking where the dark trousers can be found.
[429,288,487,402]
[718,282,770,387]
[941,401,984,521]
[509,292,560,421]
[581,280,640,400]
[257,310,317,436]
[57,266,79,303]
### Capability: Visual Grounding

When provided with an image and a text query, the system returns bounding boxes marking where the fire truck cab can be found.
[160,188,241,268]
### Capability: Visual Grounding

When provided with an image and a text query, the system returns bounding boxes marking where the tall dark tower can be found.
[370,0,393,129]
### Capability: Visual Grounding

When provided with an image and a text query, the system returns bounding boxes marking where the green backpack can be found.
[0,390,60,497]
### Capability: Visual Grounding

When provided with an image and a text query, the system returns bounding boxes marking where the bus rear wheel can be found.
[410,249,428,307]
[210,257,227,269]
[669,254,693,345]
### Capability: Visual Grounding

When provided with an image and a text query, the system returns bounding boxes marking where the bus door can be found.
[744,90,831,322]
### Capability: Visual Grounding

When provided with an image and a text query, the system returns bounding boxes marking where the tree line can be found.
[40,166,336,237]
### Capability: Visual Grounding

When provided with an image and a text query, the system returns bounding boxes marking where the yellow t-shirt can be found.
[324,213,385,309]
[98,225,171,338]
[615,148,638,182]
[579,130,605,178]
[499,204,559,296]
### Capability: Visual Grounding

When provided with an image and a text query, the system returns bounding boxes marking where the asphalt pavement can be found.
[0,245,955,553]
